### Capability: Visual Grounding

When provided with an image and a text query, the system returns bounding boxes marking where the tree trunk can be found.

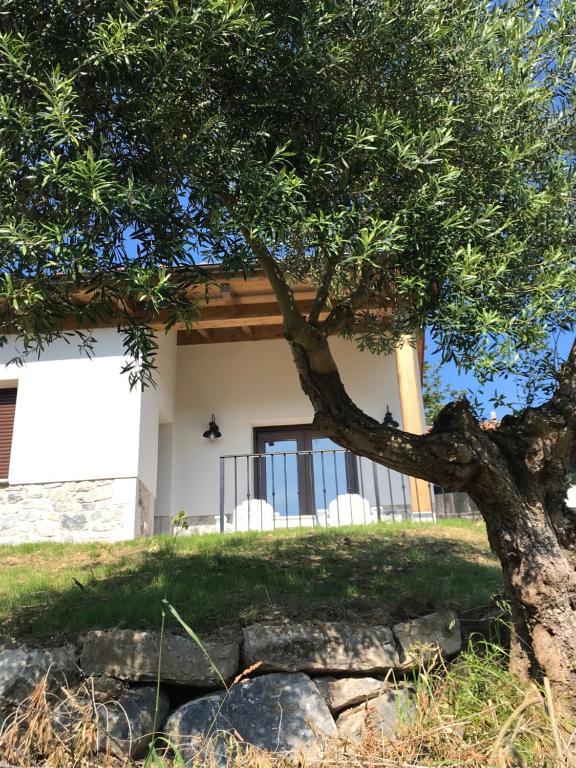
[284,333,576,713]
[252,244,576,709]
[469,482,576,709]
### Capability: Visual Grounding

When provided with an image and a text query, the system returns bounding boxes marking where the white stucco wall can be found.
[0,327,414,540]
[0,329,144,485]
[137,330,178,500]
[0,327,177,490]
[171,336,405,520]
[155,423,174,532]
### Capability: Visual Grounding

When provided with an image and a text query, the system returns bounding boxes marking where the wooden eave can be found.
[25,269,391,346]
[175,274,321,345]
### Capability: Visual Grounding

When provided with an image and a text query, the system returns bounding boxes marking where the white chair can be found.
[231,499,275,532]
[327,494,375,526]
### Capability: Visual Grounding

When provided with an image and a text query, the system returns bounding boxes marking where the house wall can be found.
[0,327,419,542]
[170,336,406,525]
[0,329,142,485]
[137,331,177,535]
[0,478,139,544]
[0,329,166,543]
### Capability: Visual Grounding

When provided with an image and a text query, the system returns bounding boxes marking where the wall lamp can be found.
[203,414,222,441]
[382,405,399,429]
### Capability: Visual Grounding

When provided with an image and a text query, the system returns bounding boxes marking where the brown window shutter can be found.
[0,388,17,479]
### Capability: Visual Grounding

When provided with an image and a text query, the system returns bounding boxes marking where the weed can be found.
[0,676,121,768]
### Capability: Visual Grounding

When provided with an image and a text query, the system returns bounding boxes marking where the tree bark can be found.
[250,243,576,709]
[286,328,576,711]
[468,472,576,706]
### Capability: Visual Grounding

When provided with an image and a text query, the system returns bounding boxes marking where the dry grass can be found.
[0,677,110,768]
[2,642,574,768]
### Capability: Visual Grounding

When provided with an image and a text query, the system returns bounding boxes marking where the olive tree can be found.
[1,0,575,707]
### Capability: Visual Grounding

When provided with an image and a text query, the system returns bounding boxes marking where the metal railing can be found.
[218,448,480,533]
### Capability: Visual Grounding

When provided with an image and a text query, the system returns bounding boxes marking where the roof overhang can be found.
[175,274,319,345]
[29,269,392,346]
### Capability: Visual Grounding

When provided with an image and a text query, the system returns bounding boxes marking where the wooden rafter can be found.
[57,270,391,346]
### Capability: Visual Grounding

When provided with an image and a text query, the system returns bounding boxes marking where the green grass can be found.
[0,520,502,641]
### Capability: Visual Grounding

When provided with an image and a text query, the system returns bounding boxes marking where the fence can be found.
[217,448,480,533]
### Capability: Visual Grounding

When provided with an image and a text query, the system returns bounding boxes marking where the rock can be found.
[393,610,461,666]
[314,676,385,713]
[242,622,398,674]
[336,687,415,744]
[96,686,170,758]
[53,685,169,759]
[0,636,16,653]
[0,645,77,705]
[80,630,239,687]
[165,672,337,765]
[89,676,128,702]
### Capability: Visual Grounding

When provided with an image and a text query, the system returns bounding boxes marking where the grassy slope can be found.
[0,520,502,641]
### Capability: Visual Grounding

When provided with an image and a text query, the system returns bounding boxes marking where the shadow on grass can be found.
[3,525,502,641]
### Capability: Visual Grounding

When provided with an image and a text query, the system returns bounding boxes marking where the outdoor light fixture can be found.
[382,405,399,429]
[203,415,222,441]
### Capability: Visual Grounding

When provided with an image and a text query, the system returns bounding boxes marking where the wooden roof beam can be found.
[194,300,318,330]
[188,290,317,308]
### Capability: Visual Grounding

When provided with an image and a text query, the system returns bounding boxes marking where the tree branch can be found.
[308,257,337,325]
[245,237,480,488]
[290,336,479,489]
[244,235,306,336]
[321,285,375,334]
[556,336,576,402]
[536,334,576,464]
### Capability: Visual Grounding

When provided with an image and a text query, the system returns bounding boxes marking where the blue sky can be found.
[426,330,575,419]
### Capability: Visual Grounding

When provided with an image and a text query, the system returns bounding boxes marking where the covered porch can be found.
[147,274,432,535]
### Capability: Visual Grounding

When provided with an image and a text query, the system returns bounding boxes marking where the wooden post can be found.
[395,336,433,517]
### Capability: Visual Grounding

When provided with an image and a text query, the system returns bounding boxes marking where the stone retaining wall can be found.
[0,611,463,762]
[0,477,153,543]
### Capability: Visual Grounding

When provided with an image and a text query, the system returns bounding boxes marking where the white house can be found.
[0,274,431,543]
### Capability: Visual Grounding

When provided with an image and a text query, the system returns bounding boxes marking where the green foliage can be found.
[422,362,467,424]
[0,0,574,383]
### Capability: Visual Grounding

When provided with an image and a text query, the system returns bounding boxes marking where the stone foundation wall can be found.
[0,478,150,544]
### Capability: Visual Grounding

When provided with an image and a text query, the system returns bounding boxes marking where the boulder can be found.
[242,622,398,674]
[393,610,461,666]
[89,676,128,702]
[314,676,384,713]
[80,630,239,687]
[336,687,415,744]
[165,672,337,765]
[0,645,77,705]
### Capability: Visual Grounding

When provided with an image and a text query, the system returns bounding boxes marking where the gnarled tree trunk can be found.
[467,449,576,703]
[288,330,576,711]
[253,243,576,710]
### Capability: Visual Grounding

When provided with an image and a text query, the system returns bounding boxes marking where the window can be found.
[254,425,358,518]
[0,388,17,480]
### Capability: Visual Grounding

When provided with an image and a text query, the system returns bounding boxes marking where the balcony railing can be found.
[218,448,480,533]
